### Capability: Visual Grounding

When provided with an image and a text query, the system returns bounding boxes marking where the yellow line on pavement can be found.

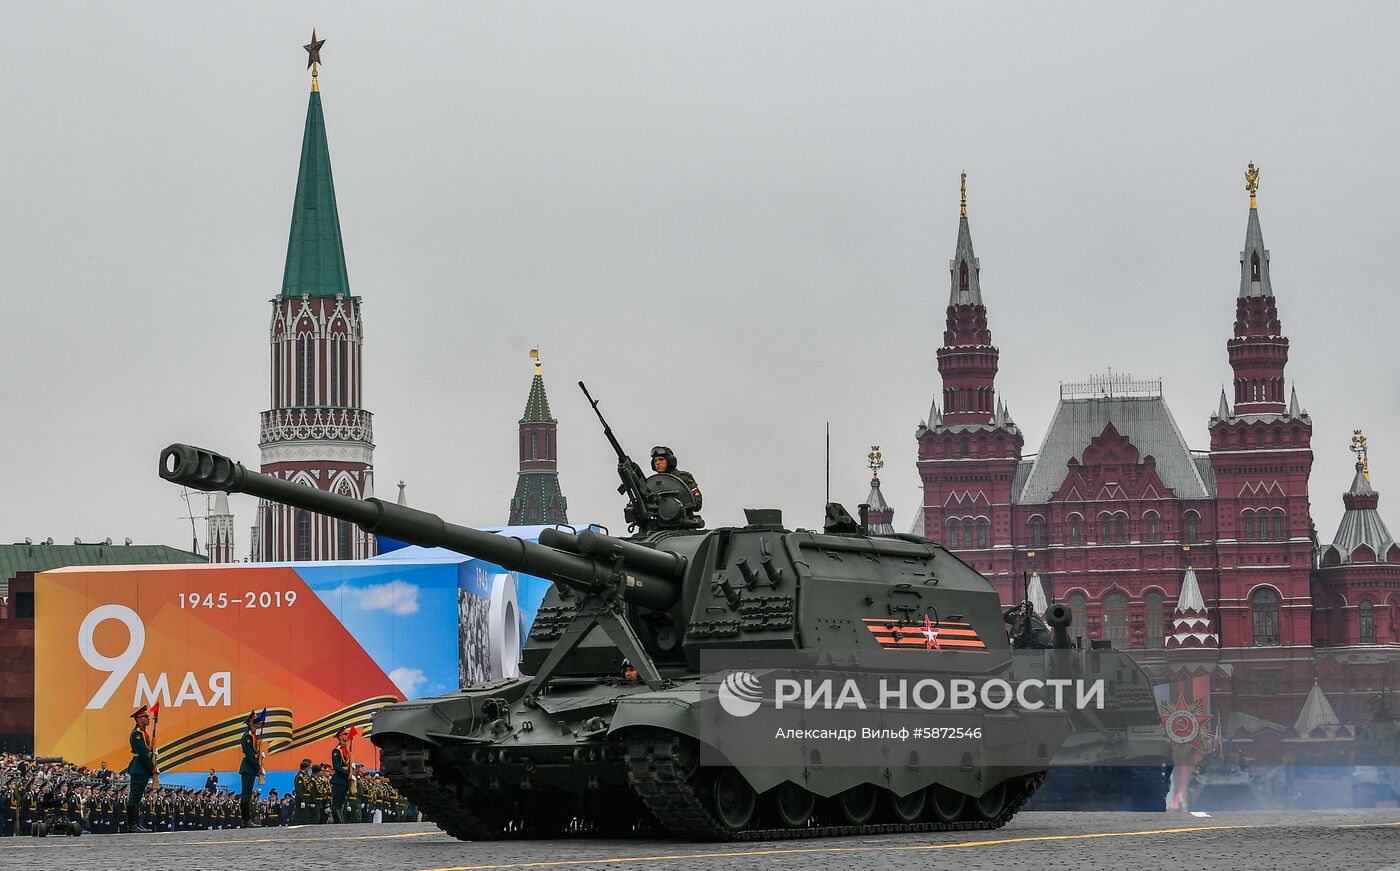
[418,825,1256,871]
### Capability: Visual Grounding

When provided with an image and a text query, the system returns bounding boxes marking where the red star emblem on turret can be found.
[921,615,941,651]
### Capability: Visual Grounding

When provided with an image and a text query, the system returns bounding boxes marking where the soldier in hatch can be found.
[649,446,702,510]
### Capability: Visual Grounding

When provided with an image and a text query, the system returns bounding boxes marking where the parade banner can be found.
[35,560,471,773]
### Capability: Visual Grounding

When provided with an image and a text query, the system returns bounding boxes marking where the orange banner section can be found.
[35,565,404,773]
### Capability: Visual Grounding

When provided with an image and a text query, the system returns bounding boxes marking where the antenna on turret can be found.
[825,421,831,504]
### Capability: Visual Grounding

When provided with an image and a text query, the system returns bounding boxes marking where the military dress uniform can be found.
[330,740,352,823]
[126,705,158,832]
[293,764,312,824]
[239,718,264,827]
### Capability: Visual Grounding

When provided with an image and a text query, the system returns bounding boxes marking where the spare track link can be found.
[625,730,1044,841]
[379,739,502,841]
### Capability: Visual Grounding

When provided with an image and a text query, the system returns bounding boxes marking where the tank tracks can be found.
[380,734,1044,842]
[624,730,1044,840]
[379,741,502,841]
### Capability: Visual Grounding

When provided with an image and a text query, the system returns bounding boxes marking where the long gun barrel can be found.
[159,444,683,611]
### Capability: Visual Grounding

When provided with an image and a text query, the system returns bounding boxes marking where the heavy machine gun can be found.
[579,381,701,533]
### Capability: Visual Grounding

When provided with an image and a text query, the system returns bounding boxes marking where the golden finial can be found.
[530,348,541,377]
[1245,162,1260,209]
[304,29,326,93]
[959,172,968,219]
[1352,429,1370,482]
[867,445,884,481]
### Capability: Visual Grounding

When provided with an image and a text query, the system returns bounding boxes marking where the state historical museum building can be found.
[916,176,1398,732]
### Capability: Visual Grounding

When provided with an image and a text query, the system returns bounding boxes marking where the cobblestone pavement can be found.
[4,811,1399,871]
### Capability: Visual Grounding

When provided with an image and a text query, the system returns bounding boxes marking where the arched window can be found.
[1360,600,1375,644]
[1252,588,1280,646]
[1029,516,1046,548]
[1145,591,1165,649]
[1115,514,1127,543]
[1273,510,1286,541]
[1100,515,1112,543]
[531,432,539,459]
[964,519,976,548]
[976,519,988,548]
[1183,511,1199,544]
[1068,594,1087,644]
[959,259,969,292]
[1251,251,1261,281]
[1103,593,1129,648]
[961,439,970,458]
[1255,430,1265,448]
[298,334,315,405]
[1143,512,1159,543]
[1069,515,1082,545]
[946,519,960,548]
[337,519,352,560]
[1243,510,1255,541]
[335,339,347,406]
[295,510,311,561]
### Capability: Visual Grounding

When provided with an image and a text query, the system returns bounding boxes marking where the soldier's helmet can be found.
[650,445,678,472]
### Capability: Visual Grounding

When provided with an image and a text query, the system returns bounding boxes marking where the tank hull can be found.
[372,674,1064,840]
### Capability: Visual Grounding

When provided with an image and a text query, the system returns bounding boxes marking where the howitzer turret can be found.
[159,432,1075,841]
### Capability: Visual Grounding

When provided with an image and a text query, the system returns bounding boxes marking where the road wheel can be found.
[71,820,83,836]
[768,781,816,828]
[35,822,47,838]
[929,785,966,823]
[706,768,756,832]
[968,781,1008,821]
[884,787,927,823]
[834,784,878,825]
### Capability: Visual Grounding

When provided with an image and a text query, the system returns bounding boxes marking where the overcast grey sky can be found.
[1,2,1395,553]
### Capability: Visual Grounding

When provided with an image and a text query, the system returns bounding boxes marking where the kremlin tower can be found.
[255,33,376,561]
[915,174,1024,595]
[508,350,569,526]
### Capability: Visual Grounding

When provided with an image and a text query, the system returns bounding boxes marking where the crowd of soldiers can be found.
[0,753,415,836]
[289,758,411,825]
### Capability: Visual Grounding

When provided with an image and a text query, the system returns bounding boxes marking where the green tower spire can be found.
[280,89,351,298]
[509,350,569,526]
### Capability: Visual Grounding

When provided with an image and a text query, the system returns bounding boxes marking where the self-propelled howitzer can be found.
[159,442,1068,840]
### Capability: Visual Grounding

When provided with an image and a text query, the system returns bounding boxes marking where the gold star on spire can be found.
[304,29,326,91]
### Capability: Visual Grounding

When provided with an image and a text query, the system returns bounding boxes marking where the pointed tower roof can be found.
[1167,567,1219,648]
[396,481,408,506]
[1027,572,1048,614]
[280,85,351,298]
[1288,385,1302,418]
[864,447,894,535]
[522,349,554,422]
[1239,163,1273,298]
[1293,681,1341,736]
[1215,388,1231,421]
[211,491,232,517]
[948,173,983,306]
[1326,459,1396,563]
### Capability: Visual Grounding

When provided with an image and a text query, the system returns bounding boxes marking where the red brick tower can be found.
[916,175,1024,597]
[1206,164,1313,656]
[256,44,376,562]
